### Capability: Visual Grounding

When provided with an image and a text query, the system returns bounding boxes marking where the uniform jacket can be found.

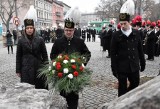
[16,32,48,89]
[50,36,91,65]
[111,29,145,73]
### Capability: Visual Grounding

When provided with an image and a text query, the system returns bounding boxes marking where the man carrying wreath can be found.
[50,7,91,109]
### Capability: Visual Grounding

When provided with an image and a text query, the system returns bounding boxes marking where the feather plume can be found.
[23,5,37,22]
[151,22,156,27]
[120,0,135,15]
[135,15,142,22]
[64,7,81,24]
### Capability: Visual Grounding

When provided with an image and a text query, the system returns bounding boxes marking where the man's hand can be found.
[140,64,145,72]
[16,73,21,77]
[112,69,118,78]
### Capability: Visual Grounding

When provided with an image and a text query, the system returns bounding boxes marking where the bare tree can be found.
[94,0,158,22]
[0,0,31,31]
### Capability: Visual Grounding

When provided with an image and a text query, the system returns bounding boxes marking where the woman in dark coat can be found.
[6,30,13,54]
[16,19,48,89]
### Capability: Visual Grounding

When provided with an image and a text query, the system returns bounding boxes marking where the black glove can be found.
[140,64,145,72]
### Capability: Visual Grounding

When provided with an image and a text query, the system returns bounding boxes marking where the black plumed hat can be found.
[64,18,75,28]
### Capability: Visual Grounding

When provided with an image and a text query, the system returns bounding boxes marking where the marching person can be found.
[110,0,146,97]
[146,22,157,61]
[50,18,91,109]
[16,6,49,90]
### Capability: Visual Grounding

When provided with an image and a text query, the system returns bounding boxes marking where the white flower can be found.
[63,68,69,74]
[52,70,55,74]
[53,62,56,66]
[68,74,73,79]
[58,55,62,59]
[70,59,75,63]
[63,60,68,64]
[48,66,51,71]
[82,63,85,68]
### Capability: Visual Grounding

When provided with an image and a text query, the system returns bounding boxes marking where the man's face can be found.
[64,27,75,39]
[25,26,34,35]
[120,21,130,31]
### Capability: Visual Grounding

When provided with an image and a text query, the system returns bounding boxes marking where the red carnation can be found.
[73,71,79,77]
[56,62,61,65]
[71,65,76,69]
[58,72,63,78]
[56,64,61,70]
[79,66,84,71]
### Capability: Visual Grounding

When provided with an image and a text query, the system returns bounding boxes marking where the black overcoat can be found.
[16,32,48,89]
[111,29,145,73]
[50,36,91,65]
[106,29,113,50]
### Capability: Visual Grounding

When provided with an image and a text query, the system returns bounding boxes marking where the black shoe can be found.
[106,56,111,58]
[148,59,154,61]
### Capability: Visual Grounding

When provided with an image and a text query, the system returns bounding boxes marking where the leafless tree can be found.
[0,0,31,31]
[95,0,158,22]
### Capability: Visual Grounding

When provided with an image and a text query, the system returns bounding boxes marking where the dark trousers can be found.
[117,71,140,97]
[60,91,79,109]
[7,45,13,54]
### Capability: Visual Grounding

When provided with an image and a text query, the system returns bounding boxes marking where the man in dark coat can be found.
[106,24,113,58]
[146,23,157,61]
[100,27,107,51]
[91,28,96,42]
[86,28,91,42]
[16,19,48,89]
[81,28,86,41]
[74,25,81,38]
[110,13,146,97]
[50,19,91,109]
[12,29,17,45]
[56,25,64,38]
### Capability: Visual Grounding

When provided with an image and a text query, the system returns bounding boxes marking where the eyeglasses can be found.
[64,29,74,32]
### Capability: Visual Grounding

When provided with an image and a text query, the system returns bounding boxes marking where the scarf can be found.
[121,26,132,37]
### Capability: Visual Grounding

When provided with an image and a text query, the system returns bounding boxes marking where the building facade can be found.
[35,0,53,28]
[52,1,64,27]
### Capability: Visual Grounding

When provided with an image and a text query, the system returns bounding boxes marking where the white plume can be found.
[120,0,135,15]
[64,7,81,24]
[23,5,37,22]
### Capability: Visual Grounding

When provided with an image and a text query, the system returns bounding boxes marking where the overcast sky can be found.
[61,0,100,13]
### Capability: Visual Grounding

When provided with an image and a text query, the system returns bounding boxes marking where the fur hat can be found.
[24,19,34,27]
